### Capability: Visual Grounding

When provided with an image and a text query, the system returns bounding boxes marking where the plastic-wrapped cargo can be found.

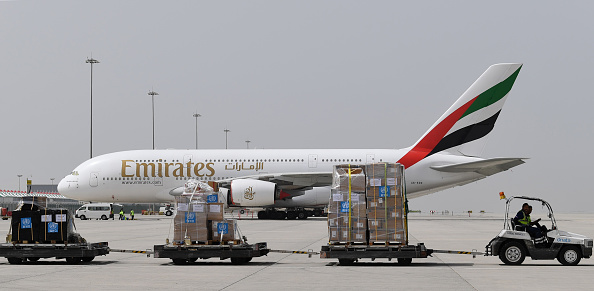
[173,196,209,243]
[11,210,41,243]
[39,209,70,243]
[211,219,237,241]
[366,163,407,245]
[329,165,367,243]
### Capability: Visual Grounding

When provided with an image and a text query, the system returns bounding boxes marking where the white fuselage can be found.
[58,148,486,207]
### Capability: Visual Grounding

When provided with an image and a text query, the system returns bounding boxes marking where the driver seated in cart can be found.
[514,203,547,239]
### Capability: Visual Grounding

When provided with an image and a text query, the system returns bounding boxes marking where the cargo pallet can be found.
[0,242,110,264]
[320,243,432,265]
[153,242,269,265]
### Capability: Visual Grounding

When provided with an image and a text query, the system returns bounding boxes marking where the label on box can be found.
[370,219,381,227]
[55,214,67,222]
[41,214,52,222]
[216,223,229,234]
[330,230,338,238]
[21,217,32,229]
[355,233,364,239]
[48,222,59,233]
[210,205,221,213]
[192,204,205,212]
[386,178,396,186]
[368,178,381,186]
[177,203,189,211]
[369,202,378,208]
[207,194,218,203]
[340,201,350,213]
[332,193,343,201]
[185,212,196,223]
[351,194,359,202]
[356,222,365,228]
[379,186,391,197]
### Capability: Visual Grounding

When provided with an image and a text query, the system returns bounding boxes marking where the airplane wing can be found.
[430,158,526,176]
[219,172,333,191]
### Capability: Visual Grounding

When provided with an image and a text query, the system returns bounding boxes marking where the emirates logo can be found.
[244,186,255,200]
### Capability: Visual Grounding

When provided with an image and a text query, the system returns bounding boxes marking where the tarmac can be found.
[0,212,593,290]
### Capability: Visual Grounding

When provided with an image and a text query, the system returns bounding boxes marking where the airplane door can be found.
[90,172,99,187]
[366,154,375,164]
[308,154,318,168]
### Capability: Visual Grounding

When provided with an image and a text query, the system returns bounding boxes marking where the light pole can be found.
[86,57,99,159]
[193,113,201,149]
[50,178,55,185]
[224,129,230,149]
[245,139,251,149]
[17,174,22,192]
[147,90,159,149]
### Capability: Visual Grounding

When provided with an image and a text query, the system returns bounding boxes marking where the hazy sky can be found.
[1,1,593,213]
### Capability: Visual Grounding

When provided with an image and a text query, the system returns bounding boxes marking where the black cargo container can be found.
[39,209,69,243]
[11,210,41,242]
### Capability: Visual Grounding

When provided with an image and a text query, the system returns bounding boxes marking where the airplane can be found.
[58,63,525,219]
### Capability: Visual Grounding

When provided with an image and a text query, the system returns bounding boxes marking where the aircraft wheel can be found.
[297,211,308,220]
[286,211,297,220]
[499,241,526,265]
[313,209,323,217]
[558,245,582,266]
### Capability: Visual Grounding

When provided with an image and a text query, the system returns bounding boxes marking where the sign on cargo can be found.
[192,204,205,212]
[368,178,381,186]
[340,201,350,213]
[55,214,67,222]
[386,178,396,186]
[207,194,218,203]
[217,223,229,234]
[41,214,52,222]
[185,212,196,223]
[21,217,32,229]
[48,222,59,233]
[379,186,391,197]
[177,203,189,211]
[332,193,344,201]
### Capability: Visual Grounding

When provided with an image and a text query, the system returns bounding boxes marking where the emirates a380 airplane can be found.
[58,63,525,218]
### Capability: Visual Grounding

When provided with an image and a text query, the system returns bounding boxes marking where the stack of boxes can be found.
[328,165,367,243]
[328,163,407,245]
[173,180,236,245]
[366,163,406,244]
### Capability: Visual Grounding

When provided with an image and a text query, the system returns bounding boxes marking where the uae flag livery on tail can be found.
[398,63,522,168]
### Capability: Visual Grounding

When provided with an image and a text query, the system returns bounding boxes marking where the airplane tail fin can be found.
[398,63,522,168]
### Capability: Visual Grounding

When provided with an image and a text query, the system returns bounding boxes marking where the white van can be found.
[75,203,115,220]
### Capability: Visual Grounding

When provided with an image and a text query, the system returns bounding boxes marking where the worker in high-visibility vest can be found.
[119,209,124,220]
[514,203,544,238]
[130,209,135,220]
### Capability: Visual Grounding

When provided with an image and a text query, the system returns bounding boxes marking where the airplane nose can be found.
[57,177,70,196]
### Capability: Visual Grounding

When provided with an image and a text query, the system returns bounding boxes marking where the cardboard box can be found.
[333,165,366,192]
[207,203,224,220]
[366,208,402,219]
[173,210,209,242]
[211,220,236,241]
[328,227,341,242]
[369,229,406,243]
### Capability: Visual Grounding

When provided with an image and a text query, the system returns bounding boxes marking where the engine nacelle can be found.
[229,179,277,207]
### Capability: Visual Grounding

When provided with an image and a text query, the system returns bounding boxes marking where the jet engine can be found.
[229,179,278,207]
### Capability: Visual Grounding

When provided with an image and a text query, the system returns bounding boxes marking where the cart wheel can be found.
[81,256,95,262]
[65,257,81,264]
[338,258,355,266]
[499,241,526,265]
[558,245,582,266]
[7,257,23,264]
[397,258,412,266]
[171,258,188,265]
[230,257,250,265]
[28,257,40,262]
[286,211,297,220]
